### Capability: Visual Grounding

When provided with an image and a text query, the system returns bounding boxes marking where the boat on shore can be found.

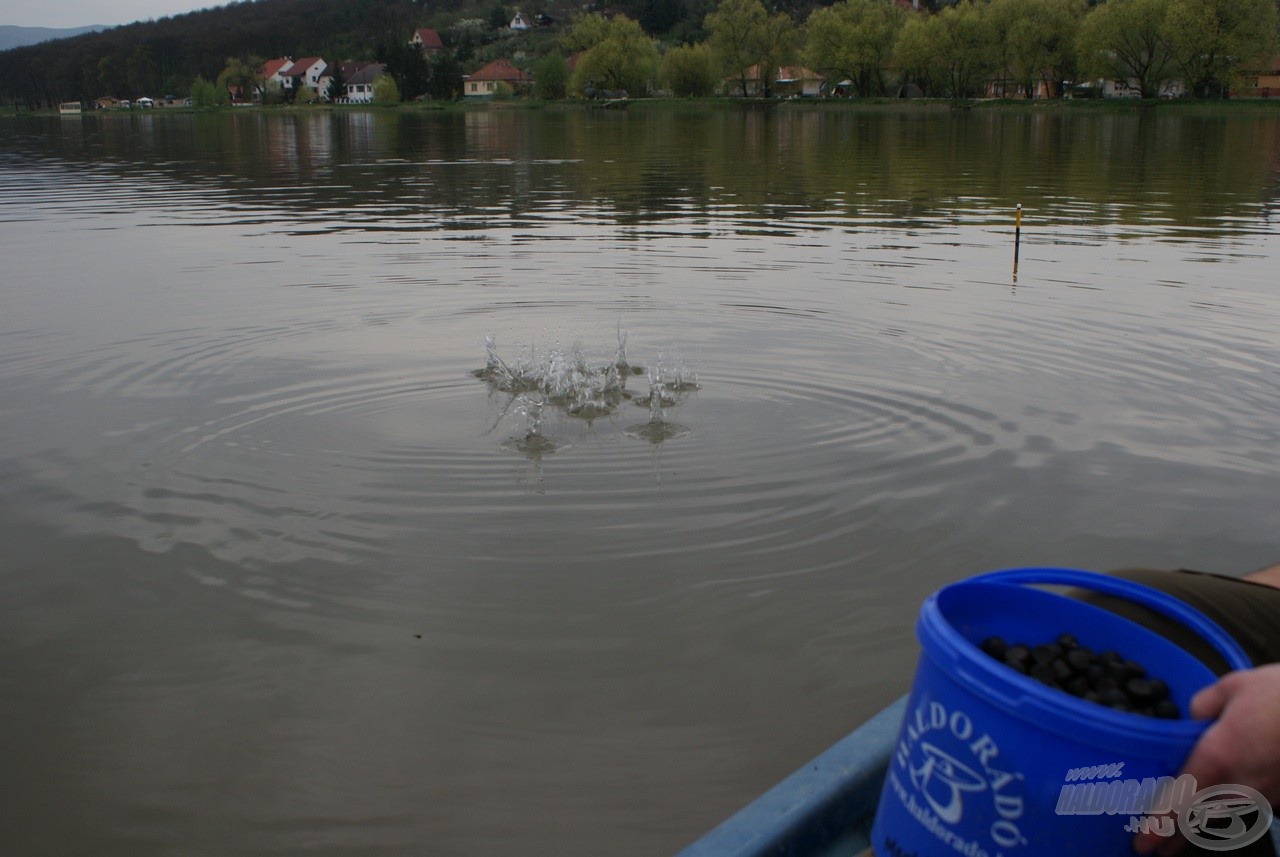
[677,696,905,857]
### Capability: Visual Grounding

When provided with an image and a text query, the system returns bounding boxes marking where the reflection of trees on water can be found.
[13,107,1280,235]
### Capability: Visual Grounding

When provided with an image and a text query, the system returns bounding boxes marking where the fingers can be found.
[1189,671,1239,720]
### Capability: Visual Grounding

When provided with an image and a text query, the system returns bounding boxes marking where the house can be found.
[1232,55,1280,97]
[1100,78,1184,99]
[95,96,126,109]
[318,61,386,102]
[410,28,444,53]
[260,57,293,87]
[727,65,824,97]
[157,94,190,108]
[281,57,328,94]
[509,11,533,30]
[464,58,531,97]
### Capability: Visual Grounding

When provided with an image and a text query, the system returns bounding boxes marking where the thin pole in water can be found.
[1013,203,1022,282]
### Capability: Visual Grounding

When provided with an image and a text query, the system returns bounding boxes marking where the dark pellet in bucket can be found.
[980,632,1182,719]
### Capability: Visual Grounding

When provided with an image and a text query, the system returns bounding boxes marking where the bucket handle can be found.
[965,567,1252,672]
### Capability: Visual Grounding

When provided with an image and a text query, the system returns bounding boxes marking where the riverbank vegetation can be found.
[1,0,1276,109]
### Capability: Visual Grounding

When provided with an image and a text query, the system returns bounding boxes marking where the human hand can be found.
[1134,663,1280,855]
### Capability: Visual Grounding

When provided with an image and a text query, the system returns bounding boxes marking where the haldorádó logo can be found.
[892,698,1027,852]
[1056,764,1273,851]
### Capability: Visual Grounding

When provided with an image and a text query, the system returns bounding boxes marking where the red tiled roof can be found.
[283,57,324,77]
[467,58,531,83]
[260,57,292,78]
[413,28,444,49]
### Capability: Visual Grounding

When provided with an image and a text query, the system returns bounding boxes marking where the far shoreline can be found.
[12,96,1280,119]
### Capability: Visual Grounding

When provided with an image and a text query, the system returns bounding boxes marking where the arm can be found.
[1244,561,1280,590]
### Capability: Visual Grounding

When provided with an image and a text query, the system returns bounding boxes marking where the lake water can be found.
[2,105,1279,855]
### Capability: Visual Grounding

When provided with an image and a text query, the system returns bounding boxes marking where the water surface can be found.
[2,106,1280,855]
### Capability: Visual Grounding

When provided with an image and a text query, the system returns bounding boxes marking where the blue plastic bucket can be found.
[870,567,1252,857]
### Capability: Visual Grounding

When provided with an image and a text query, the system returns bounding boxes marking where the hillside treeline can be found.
[1,0,1277,107]
[0,0,424,107]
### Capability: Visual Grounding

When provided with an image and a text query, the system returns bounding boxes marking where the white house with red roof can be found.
[463,58,531,97]
[282,57,327,93]
[260,57,293,86]
[410,28,444,53]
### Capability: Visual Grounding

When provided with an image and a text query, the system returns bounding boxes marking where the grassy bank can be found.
[11,95,1280,119]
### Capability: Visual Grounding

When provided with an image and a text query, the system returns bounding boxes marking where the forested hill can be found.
[0,0,432,106]
[1,0,727,107]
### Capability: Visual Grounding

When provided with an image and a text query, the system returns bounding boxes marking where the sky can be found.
[0,0,220,29]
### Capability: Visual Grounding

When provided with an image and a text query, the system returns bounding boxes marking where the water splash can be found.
[477,331,697,452]
[500,394,561,456]
[624,360,692,445]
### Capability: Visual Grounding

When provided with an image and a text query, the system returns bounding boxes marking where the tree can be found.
[1163,0,1277,98]
[567,14,660,96]
[488,3,509,30]
[804,0,906,97]
[984,0,1083,98]
[706,0,768,96]
[97,54,125,97]
[189,75,223,107]
[640,0,687,35]
[373,74,401,103]
[1077,0,1176,98]
[216,55,265,103]
[427,51,465,100]
[893,13,941,95]
[127,45,158,97]
[533,52,569,100]
[380,42,431,100]
[753,8,800,97]
[660,43,721,96]
[706,0,798,97]
[931,0,996,98]
[326,63,346,102]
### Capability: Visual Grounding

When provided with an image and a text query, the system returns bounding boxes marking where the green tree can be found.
[1077,0,1175,98]
[1163,0,1277,98]
[97,54,125,97]
[563,12,615,52]
[754,8,800,96]
[373,74,401,103]
[640,0,687,35]
[428,51,465,100]
[984,0,1083,98]
[126,45,158,97]
[893,13,941,95]
[533,52,569,99]
[660,43,721,96]
[706,0,798,97]
[931,0,995,98]
[488,3,509,30]
[804,0,906,97]
[567,14,659,96]
[216,55,265,103]
[189,75,223,107]
[293,85,318,104]
[326,64,346,102]
[706,0,768,96]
